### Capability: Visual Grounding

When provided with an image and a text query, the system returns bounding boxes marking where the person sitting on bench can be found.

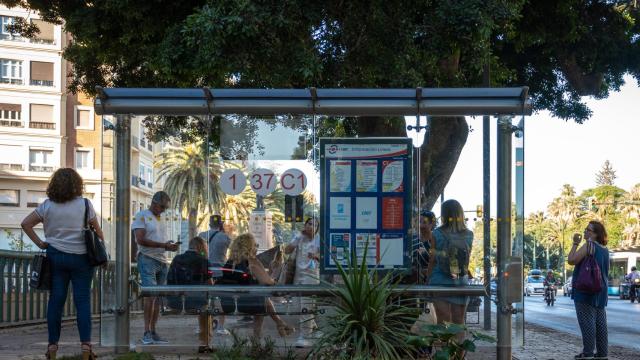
[166,236,215,353]
[218,233,294,338]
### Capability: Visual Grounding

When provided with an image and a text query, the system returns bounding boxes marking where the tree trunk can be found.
[188,207,198,241]
[355,116,469,211]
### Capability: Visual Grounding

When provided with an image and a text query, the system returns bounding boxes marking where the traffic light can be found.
[476,205,483,218]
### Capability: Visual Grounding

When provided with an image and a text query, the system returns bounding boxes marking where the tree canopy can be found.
[3,0,639,207]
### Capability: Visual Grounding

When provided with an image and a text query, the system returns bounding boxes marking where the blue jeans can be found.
[46,245,95,344]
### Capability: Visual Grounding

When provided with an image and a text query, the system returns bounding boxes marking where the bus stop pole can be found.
[114,115,131,353]
[497,116,513,360]
[482,64,492,331]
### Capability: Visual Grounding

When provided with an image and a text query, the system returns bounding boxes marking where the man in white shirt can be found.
[132,191,179,345]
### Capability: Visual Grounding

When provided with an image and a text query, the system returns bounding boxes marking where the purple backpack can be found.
[574,241,602,294]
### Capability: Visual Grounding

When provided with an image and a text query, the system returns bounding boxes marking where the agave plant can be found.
[310,248,419,360]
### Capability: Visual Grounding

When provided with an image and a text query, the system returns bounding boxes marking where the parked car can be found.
[524,274,545,296]
[563,276,573,297]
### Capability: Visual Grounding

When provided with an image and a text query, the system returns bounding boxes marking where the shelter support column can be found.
[114,115,131,353]
[497,115,513,360]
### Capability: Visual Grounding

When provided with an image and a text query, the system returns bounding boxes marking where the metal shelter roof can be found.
[94,87,531,117]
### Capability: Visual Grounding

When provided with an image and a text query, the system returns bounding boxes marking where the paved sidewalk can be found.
[1,311,637,359]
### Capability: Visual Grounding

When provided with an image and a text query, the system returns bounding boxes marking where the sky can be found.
[251,74,640,218]
[446,74,640,217]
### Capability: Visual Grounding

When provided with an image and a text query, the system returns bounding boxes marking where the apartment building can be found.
[0,6,182,253]
[0,6,66,249]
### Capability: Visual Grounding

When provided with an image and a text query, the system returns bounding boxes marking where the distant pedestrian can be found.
[412,210,437,284]
[132,191,179,345]
[21,168,105,360]
[198,215,232,335]
[568,220,610,360]
[425,199,473,343]
[285,217,321,340]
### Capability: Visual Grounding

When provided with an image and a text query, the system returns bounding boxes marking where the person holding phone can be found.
[568,220,610,360]
[132,191,179,345]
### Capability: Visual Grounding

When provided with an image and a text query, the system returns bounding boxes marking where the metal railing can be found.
[0,163,23,171]
[0,120,23,127]
[29,121,55,130]
[29,79,54,87]
[0,250,137,327]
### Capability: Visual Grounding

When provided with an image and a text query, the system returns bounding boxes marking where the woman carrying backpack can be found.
[425,199,473,342]
[568,221,609,360]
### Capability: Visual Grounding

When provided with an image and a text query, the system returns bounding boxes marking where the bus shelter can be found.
[94,87,531,359]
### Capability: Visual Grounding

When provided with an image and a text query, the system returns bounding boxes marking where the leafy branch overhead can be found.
[4,0,638,124]
[3,0,638,208]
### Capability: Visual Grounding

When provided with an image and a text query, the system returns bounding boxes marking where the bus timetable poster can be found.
[319,138,413,273]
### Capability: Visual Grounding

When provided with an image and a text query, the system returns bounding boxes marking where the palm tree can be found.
[547,184,581,282]
[155,141,225,240]
[525,211,547,269]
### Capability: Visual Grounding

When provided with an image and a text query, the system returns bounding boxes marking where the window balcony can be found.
[29,165,54,172]
[132,136,140,150]
[0,120,23,128]
[0,78,24,85]
[29,121,56,130]
[147,182,153,188]
[0,163,23,170]
[147,142,153,151]
[131,175,140,187]
[140,178,146,186]
[29,38,55,45]
[140,138,146,148]
[30,79,54,87]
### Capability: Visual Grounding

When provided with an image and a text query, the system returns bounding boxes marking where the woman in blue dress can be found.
[425,199,473,342]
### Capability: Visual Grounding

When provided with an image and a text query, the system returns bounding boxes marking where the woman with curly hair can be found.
[21,168,104,360]
[219,233,294,338]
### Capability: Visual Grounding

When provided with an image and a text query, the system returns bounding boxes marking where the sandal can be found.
[81,343,97,360]
[277,323,294,337]
[198,345,215,353]
[46,344,58,360]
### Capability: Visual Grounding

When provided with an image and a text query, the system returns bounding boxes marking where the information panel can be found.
[320,138,413,272]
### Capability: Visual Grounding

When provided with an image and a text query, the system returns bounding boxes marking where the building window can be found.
[0,189,19,207]
[0,144,23,170]
[29,104,55,129]
[29,148,54,172]
[75,149,91,170]
[30,19,54,44]
[30,61,54,87]
[0,16,20,40]
[148,168,153,187]
[74,106,94,129]
[132,201,137,216]
[1,59,23,85]
[139,164,146,185]
[27,190,47,207]
[0,103,22,127]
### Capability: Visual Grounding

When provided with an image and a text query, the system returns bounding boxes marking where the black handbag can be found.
[29,252,51,290]
[84,198,108,266]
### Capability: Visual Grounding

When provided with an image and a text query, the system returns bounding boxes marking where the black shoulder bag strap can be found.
[208,230,221,244]
[83,198,90,229]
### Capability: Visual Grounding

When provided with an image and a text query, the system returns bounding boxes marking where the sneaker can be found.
[295,337,313,348]
[575,354,594,360]
[141,331,154,345]
[151,331,169,344]
[215,328,231,336]
[237,316,254,324]
[305,330,324,339]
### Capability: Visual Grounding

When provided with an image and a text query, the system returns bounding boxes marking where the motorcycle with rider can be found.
[543,270,556,306]
[625,267,640,303]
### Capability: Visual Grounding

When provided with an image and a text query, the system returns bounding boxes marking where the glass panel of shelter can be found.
[99,112,525,351]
